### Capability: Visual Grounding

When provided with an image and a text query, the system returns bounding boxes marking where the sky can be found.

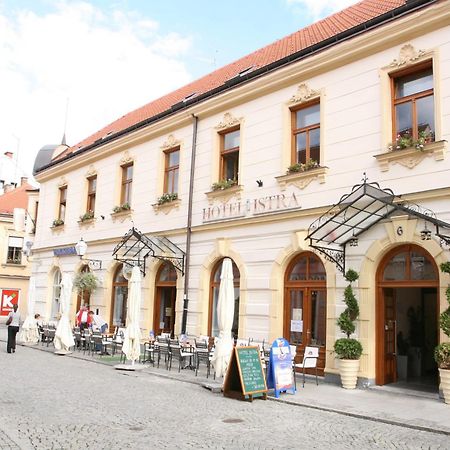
[0,0,359,176]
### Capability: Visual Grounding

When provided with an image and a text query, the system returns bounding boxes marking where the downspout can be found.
[181,114,198,334]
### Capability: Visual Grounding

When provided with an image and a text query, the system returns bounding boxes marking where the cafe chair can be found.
[293,346,319,388]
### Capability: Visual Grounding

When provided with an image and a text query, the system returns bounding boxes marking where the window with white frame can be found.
[7,236,23,264]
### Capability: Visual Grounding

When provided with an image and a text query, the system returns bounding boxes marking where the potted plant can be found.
[112,202,131,213]
[287,158,319,174]
[334,269,363,389]
[52,218,64,227]
[73,272,100,300]
[79,210,95,222]
[157,192,178,205]
[211,179,237,191]
[435,262,450,404]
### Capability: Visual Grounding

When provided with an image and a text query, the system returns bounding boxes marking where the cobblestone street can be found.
[1,346,449,449]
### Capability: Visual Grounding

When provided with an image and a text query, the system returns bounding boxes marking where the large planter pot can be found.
[339,359,360,389]
[439,368,450,404]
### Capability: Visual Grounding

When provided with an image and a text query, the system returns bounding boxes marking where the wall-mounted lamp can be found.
[420,222,432,241]
[75,237,102,270]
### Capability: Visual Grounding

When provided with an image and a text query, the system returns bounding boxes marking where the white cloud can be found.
[286,0,360,21]
[0,1,193,175]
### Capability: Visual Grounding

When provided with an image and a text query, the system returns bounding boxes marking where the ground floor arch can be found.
[376,244,439,389]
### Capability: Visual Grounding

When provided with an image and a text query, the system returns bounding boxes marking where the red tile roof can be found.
[0,183,33,215]
[56,0,408,162]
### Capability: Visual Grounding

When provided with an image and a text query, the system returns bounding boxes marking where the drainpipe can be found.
[181,114,198,334]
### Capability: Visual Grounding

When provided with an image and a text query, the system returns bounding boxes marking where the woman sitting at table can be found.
[88,311,108,334]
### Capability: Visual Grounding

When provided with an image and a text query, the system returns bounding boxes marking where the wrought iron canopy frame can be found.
[112,227,185,276]
[306,177,450,273]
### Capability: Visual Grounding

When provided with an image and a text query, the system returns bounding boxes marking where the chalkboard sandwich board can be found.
[223,346,268,402]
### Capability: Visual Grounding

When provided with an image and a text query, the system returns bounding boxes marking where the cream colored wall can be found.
[30,7,450,369]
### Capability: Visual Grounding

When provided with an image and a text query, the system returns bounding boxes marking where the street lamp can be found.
[75,237,102,270]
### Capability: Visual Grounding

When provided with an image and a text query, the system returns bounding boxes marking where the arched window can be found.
[51,269,62,320]
[76,264,91,312]
[111,265,128,329]
[284,252,327,375]
[154,262,177,336]
[209,259,240,338]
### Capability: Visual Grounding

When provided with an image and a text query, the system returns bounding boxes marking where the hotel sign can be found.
[202,192,300,223]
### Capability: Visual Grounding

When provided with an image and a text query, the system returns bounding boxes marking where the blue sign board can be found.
[53,246,77,256]
[266,338,296,398]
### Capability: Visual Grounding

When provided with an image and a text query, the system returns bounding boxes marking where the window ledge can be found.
[205,185,242,204]
[77,218,96,227]
[275,166,328,191]
[110,209,133,222]
[152,199,181,215]
[2,263,27,268]
[50,224,65,232]
[374,140,447,172]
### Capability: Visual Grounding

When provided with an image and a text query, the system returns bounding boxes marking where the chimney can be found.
[4,183,16,193]
[4,151,13,159]
[20,177,28,186]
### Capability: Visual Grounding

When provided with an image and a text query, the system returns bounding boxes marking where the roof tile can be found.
[55,0,406,162]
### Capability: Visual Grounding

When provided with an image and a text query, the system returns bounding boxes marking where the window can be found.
[111,265,128,328]
[220,128,240,181]
[392,64,434,143]
[51,269,61,319]
[209,259,240,338]
[58,186,67,221]
[7,236,23,265]
[291,102,320,165]
[86,176,97,213]
[164,148,179,194]
[120,164,133,205]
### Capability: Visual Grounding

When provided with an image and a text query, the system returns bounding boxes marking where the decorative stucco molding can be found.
[161,134,182,151]
[58,177,67,187]
[288,83,319,105]
[110,209,133,223]
[389,44,427,68]
[152,199,181,215]
[120,150,134,166]
[275,167,327,191]
[374,140,447,172]
[215,112,243,130]
[205,185,243,204]
[85,165,97,178]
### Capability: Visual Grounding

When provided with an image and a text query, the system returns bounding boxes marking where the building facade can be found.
[0,180,35,321]
[32,0,450,388]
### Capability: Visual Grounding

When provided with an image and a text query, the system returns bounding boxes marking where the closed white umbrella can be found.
[122,266,142,364]
[211,258,235,378]
[19,277,39,344]
[54,273,75,353]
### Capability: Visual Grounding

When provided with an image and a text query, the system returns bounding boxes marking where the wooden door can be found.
[154,287,176,336]
[383,288,397,384]
[285,287,326,375]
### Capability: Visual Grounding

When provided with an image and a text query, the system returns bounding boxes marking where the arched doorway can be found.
[75,265,91,312]
[376,244,439,389]
[209,258,240,339]
[110,265,128,330]
[154,262,177,337]
[284,252,327,374]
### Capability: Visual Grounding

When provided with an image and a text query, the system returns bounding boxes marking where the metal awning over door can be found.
[306,176,450,273]
[112,227,185,276]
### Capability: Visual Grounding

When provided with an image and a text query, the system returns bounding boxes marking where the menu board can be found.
[223,346,267,401]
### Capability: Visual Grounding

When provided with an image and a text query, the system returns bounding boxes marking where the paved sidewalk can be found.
[2,327,449,436]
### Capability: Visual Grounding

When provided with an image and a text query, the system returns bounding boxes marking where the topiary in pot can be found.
[334,269,362,389]
[436,262,450,404]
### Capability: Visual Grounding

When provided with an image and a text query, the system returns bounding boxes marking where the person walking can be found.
[6,304,21,353]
